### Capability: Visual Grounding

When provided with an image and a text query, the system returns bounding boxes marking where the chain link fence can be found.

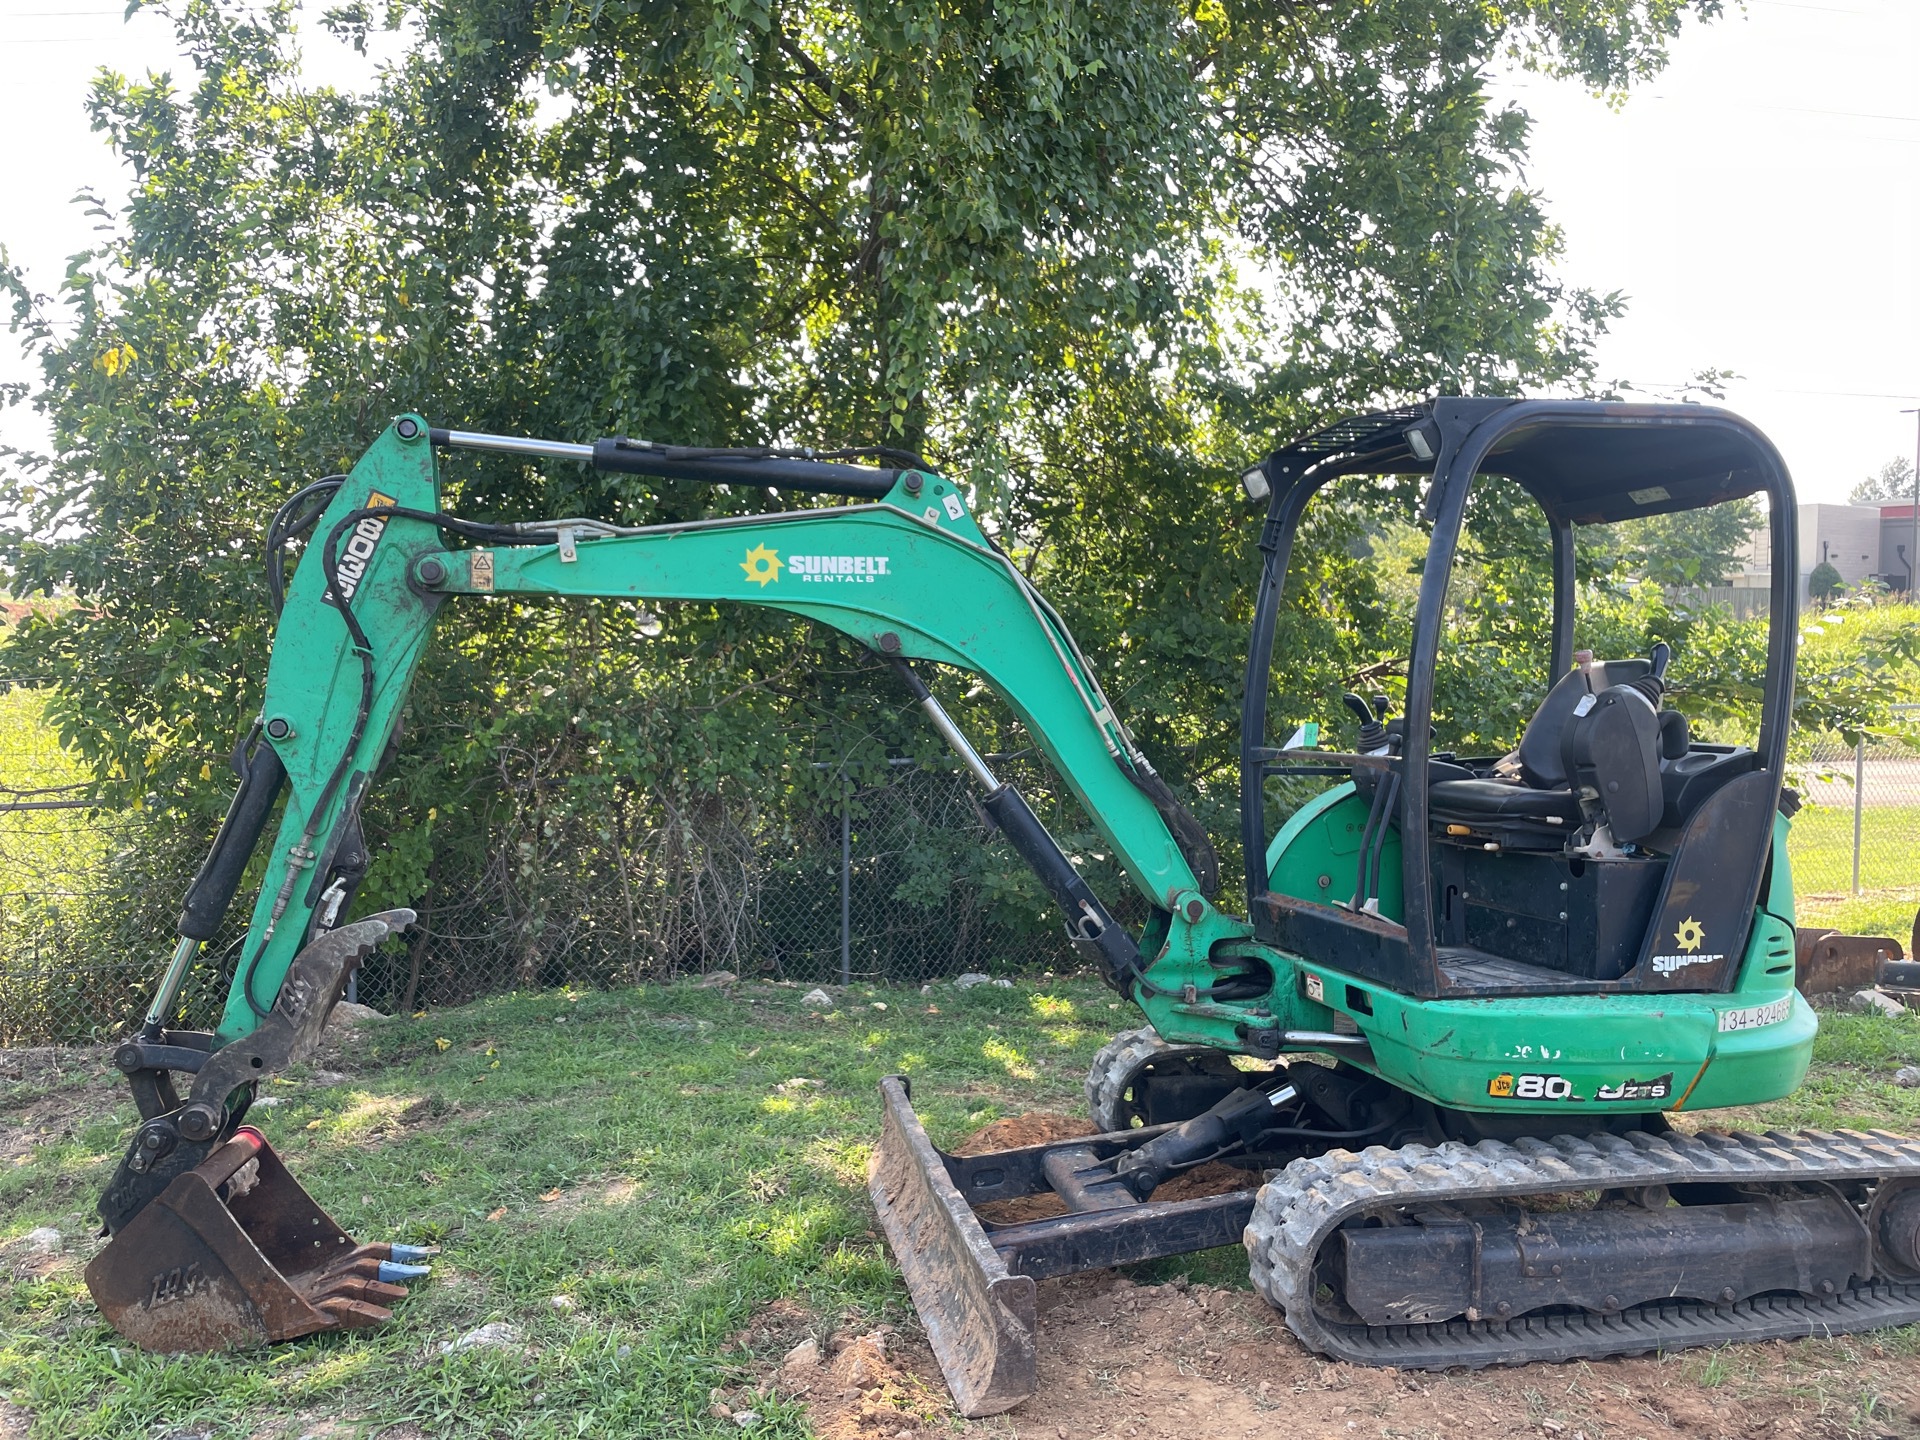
[1788,704,1920,900]
[3,680,1916,1045]
[0,679,1082,1042]
[343,755,1081,1021]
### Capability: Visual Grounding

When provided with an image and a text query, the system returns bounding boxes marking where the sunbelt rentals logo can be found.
[1650,914,1723,976]
[740,545,890,586]
[333,489,397,602]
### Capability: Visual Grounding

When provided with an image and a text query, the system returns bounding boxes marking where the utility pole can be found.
[1904,408,1920,598]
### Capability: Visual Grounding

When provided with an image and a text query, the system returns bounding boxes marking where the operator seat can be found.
[1428,656,1680,848]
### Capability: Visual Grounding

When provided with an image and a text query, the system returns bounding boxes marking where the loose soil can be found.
[770,1112,1920,1440]
[953,1115,1258,1225]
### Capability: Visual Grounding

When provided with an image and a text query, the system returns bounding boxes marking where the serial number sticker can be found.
[1718,995,1793,1033]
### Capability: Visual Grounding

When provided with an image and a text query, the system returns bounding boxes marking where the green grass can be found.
[3,977,1917,1438]
[0,687,117,1046]
[1797,886,1920,941]
[1702,1006,1920,1133]
[0,978,1136,1438]
[1786,802,1920,898]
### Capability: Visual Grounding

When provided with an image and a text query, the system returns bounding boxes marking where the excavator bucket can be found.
[89,912,432,1352]
[85,1126,428,1351]
[1796,926,1905,997]
[869,1076,1037,1417]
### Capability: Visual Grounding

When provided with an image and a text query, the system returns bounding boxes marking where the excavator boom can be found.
[95,414,1242,1362]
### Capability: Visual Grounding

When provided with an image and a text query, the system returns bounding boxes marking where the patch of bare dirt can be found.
[531,1176,646,1217]
[749,1324,947,1440]
[0,1045,123,1165]
[781,1274,1920,1440]
[1145,1160,1259,1203]
[955,1115,1263,1225]
[770,1110,1920,1439]
[955,1114,1099,1223]
[728,1296,817,1358]
[954,1114,1098,1156]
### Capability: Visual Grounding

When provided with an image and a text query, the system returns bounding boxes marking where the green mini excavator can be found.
[88,400,1920,1413]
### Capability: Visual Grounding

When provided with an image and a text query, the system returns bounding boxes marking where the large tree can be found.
[0,0,1726,1002]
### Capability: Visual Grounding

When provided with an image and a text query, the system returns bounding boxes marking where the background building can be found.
[1734,501,1915,607]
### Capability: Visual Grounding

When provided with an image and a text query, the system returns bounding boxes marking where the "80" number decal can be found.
[1487,1072,1575,1101]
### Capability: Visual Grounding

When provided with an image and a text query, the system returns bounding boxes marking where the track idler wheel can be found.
[1083,1026,1253,1133]
[1874,1181,1920,1275]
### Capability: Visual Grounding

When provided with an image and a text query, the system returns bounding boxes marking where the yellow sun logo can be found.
[740,544,782,586]
[1674,916,1706,953]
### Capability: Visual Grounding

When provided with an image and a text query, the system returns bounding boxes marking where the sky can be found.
[0,0,1916,505]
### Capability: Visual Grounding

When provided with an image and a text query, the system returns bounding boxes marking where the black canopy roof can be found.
[1264,398,1790,525]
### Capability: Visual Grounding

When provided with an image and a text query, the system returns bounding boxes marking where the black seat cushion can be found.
[1430,778,1582,826]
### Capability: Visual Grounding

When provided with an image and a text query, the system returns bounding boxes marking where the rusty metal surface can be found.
[86,1128,406,1352]
[869,1076,1036,1418]
[1795,928,1906,997]
[180,912,414,1141]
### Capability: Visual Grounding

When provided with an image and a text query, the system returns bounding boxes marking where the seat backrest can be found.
[1563,684,1666,842]
[1514,659,1651,789]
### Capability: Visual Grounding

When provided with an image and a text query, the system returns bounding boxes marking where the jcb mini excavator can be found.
[89,400,1920,1414]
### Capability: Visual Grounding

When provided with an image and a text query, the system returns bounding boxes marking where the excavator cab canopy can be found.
[1238,398,1798,1001]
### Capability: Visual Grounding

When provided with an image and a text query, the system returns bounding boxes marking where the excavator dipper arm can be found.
[94,415,1252,1368]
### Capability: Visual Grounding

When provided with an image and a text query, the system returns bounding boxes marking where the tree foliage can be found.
[2,0,1735,980]
[1853,457,1916,507]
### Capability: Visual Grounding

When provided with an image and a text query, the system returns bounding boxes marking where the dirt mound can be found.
[1146,1160,1258,1202]
[952,1112,1096,1155]
[726,1296,815,1358]
[790,1330,950,1440]
[955,1113,1259,1224]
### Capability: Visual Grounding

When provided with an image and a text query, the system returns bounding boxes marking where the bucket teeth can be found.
[313,1297,400,1328]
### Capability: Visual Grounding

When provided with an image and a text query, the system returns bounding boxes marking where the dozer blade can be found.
[86,1126,421,1351]
[869,1075,1036,1418]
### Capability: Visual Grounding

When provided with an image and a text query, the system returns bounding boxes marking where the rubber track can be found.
[1083,1028,1170,1133]
[1244,1127,1920,1368]
[1083,1027,1237,1133]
